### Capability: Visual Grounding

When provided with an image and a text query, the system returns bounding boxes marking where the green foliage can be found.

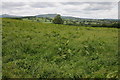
[91,23,119,28]
[21,16,118,28]
[2,18,118,78]
[52,15,64,24]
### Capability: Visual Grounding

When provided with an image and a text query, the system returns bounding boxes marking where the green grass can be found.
[2,18,119,78]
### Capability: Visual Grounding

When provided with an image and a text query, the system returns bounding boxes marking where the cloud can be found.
[62,2,118,19]
[84,2,115,11]
[2,2,26,9]
[118,1,120,19]
[29,2,57,8]
[61,2,115,11]
[1,2,118,19]
[2,0,120,2]
[61,2,84,5]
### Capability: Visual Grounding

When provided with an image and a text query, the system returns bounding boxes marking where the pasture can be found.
[2,18,118,78]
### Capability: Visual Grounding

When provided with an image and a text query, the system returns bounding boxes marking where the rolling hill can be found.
[1,14,118,21]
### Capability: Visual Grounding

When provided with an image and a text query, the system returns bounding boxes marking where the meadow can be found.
[2,18,119,78]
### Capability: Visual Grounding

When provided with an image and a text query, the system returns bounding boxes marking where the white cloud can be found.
[1,2,118,19]
[2,0,120,2]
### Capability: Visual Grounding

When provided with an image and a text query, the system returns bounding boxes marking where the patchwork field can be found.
[2,18,118,78]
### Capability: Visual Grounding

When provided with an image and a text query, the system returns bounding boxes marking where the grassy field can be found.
[2,18,118,78]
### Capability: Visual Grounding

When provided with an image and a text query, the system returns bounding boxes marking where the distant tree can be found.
[52,14,64,24]
[37,19,40,22]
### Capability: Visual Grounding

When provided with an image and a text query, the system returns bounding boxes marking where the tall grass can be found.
[2,18,118,78]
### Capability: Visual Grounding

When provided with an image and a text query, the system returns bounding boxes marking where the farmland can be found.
[2,18,118,78]
[21,16,119,28]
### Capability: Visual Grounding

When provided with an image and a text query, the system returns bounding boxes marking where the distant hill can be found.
[36,14,85,20]
[36,14,58,18]
[0,14,118,21]
[35,14,118,20]
[0,14,22,18]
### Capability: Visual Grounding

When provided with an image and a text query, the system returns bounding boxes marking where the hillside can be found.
[0,14,22,18]
[1,14,118,21]
[2,18,118,78]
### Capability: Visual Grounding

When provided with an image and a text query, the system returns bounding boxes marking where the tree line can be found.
[52,14,119,28]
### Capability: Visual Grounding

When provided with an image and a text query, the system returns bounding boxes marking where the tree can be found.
[52,14,64,24]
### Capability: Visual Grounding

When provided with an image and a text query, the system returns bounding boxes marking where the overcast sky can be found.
[1,1,119,19]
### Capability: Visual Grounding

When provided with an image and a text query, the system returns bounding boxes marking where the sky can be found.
[1,0,119,19]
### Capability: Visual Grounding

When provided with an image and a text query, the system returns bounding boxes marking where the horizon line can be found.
[1,13,118,19]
